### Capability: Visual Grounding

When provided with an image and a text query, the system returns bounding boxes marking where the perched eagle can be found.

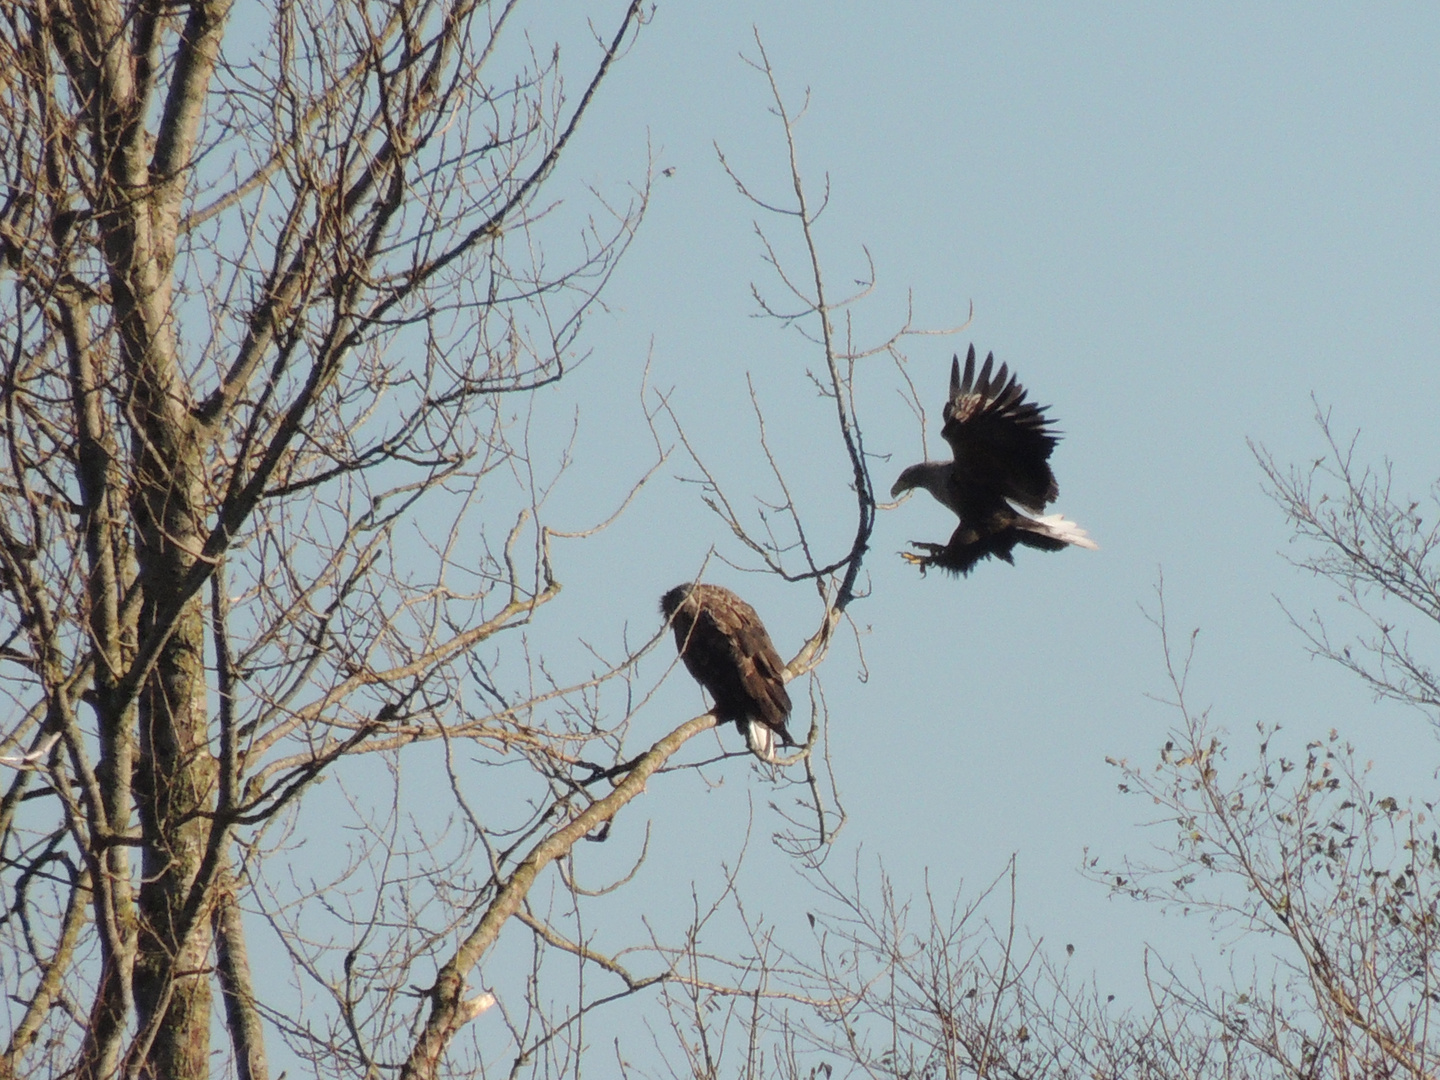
[660,583,795,763]
[891,344,1097,575]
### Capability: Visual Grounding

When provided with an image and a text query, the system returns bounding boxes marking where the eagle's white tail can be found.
[1026,512,1098,550]
[742,719,778,763]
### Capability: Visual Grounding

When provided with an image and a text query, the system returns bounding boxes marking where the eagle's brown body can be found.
[892,345,1096,575]
[660,583,794,762]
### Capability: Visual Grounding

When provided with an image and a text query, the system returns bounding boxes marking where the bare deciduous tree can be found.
[0,6,942,1078]
[1256,408,1440,730]
[1098,574,1440,1080]
[0,1,656,1074]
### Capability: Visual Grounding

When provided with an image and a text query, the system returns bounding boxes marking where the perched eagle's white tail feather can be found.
[1033,513,1098,549]
[742,719,778,763]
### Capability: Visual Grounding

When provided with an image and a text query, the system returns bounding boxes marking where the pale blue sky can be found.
[389,1,1440,1059]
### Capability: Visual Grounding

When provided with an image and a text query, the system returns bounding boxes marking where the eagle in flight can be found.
[892,345,1096,575]
[660,583,795,763]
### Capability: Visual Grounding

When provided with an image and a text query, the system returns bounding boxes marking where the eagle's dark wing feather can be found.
[661,584,794,759]
[941,343,1060,512]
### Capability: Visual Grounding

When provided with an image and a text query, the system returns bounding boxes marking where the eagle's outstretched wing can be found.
[941,343,1061,513]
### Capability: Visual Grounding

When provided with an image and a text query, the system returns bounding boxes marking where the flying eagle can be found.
[891,344,1097,575]
[660,583,795,763]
